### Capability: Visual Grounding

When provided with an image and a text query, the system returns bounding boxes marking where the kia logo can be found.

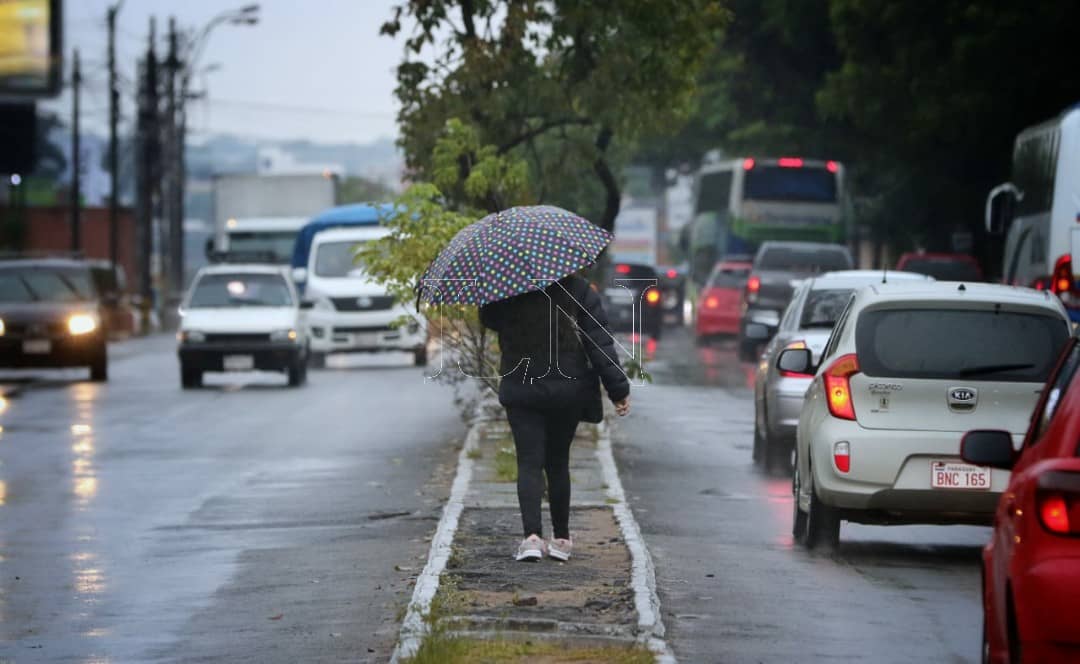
[949,387,977,403]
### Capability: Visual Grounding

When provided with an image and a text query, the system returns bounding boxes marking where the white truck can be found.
[210,173,338,264]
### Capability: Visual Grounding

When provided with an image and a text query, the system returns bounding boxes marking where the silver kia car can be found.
[780,281,1072,549]
[752,270,932,472]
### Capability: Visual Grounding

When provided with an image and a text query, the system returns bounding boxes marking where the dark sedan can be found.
[0,259,108,381]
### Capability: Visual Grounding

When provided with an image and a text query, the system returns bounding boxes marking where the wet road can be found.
[0,335,462,663]
[615,327,987,663]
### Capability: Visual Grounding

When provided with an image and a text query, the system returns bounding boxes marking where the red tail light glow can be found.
[833,441,851,473]
[645,289,661,305]
[824,354,859,421]
[780,340,813,378]
[747,276,761,293]
[704,295,719,309]
[826,160,839,173]
[778,157,804,168]
[666,269,678,279]
[615,264,631,275]
[1051,254,1075,295]
[1039,493,1070,534]
[742,158,755,171]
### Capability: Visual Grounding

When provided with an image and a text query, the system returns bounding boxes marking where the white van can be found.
[302,226,427,367]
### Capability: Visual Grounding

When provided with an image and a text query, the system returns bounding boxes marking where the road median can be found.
[391,402,672,663]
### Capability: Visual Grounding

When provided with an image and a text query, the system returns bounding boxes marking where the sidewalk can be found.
[392,403,672,663]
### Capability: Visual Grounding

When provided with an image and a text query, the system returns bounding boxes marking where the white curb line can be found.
[596,419,677,664]
[389,413,483,663]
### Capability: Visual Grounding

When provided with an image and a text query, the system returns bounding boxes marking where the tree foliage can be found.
[382,0,728,229]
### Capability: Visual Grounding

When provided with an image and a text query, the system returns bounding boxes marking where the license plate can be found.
[930,461,992,491]
[223,354,254,371]
[23,339,51,354]
[353,333,380,346]
[605,288,634,304]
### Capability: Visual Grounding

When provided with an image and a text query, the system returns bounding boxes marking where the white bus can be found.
[986,104,1080,324]
[688,155,847,283]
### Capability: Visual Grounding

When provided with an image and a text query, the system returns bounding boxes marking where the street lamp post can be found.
[164,4,259,318]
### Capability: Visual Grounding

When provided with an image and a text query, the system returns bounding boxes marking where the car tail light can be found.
[704,295,719,309]
[615,264,631,275]
[823,353,859,421]
[833,441,851,473]
[742,157,755,170]
[645,289,661,305]
[826,160,839,173]
[779,340,813,378]
[666,269,678,279]
[1036,471,1080,535]
[778,157,804,168]
[1050,254,1075,295]
[745,275,761,303]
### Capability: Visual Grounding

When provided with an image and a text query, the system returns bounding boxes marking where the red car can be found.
[694,259,752,340]
[962,337,1080,663]
[896,252,984,281]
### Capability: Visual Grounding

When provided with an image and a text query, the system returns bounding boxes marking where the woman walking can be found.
[481,274,630,561]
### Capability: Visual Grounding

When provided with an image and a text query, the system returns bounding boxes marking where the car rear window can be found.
[800,288,853,328]
[614,263,658,280]
[856,308,1069,382]
[756,247,852,272]
[706,265,750,289]
[900,258,982,282]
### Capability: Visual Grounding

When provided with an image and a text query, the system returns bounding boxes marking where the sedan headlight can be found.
[270,329,298,342]
[179,330,206,343]
[68,313,98,336]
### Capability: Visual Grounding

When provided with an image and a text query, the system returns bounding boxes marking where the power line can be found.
[199,97,397,118]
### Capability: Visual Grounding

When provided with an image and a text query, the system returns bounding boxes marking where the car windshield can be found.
[756,247,852,272]
[188,273,293,308]
[0,267,95,303]
[315,241,367,277]
[900,258,982,281]
[856,308,1069,382]
[707,265,750,288]
[800,288,853,328]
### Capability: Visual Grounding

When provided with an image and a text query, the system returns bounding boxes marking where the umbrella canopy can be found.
[420,205,612,306]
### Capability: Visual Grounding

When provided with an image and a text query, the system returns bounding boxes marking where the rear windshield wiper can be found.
[958,362,1036,377]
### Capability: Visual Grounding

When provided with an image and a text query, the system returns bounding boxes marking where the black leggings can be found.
[505,406,580,540]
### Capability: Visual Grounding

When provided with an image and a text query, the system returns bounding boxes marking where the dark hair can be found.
[500,277,581,360]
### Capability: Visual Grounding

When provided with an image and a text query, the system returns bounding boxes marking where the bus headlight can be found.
[68,313,98,336]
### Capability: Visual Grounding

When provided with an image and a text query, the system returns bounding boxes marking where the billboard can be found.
[0,0,61,97]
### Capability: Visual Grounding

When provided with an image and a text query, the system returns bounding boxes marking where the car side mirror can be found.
[985,183,1020,235]
[777,348,813,375]
[299,299,315,310]
[292,267,308,284]
[960,430,1016,470]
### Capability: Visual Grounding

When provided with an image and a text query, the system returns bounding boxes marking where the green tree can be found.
[382,0,728,230]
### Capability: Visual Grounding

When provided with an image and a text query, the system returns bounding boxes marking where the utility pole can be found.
[164,17,183,312]
[107,3,122,269]
[135,19,160,331]
[70,49,81,252]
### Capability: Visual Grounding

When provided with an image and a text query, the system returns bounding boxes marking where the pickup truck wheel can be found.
[287,360,307,387]
[181,364,202,389]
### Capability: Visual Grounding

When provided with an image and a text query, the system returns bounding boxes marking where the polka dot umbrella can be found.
[419,205,612,306]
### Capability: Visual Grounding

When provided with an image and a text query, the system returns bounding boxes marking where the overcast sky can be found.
[42,0,405,144]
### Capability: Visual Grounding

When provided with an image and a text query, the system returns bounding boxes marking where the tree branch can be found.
[497,117,593,154]
[459,0,477,40]
[593,126,619,232]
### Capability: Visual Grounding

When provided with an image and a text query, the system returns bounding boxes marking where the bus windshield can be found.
[744,166,837,203]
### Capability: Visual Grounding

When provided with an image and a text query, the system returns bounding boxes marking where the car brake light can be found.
[823,353,859,421]
[779,340,813,378]
[1036,471,1080,535]
[742,158,755,170]
[1051,254,1075,295]
[826,160,839,173]
[645,289,661,305]
[747,276,761,293]
[833,441,851,473]
[666,269,678,279]
[778,157,804,168]
[1034,278,1048,291]
[704,295,719,309]
[615,264,631,275]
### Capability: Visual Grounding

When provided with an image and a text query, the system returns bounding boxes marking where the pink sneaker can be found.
[548,537,573,561]
[515,535,547,562]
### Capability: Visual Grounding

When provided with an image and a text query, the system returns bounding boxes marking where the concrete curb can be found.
[596,419,677,664]
[389,405,485,663]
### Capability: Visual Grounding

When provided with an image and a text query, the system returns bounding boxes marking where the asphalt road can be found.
[614,327,988,664]
[0,336,462,663]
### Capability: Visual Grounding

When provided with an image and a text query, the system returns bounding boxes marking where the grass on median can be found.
[406,637,654,664]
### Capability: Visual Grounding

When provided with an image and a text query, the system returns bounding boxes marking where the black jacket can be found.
[480,276,630,411]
